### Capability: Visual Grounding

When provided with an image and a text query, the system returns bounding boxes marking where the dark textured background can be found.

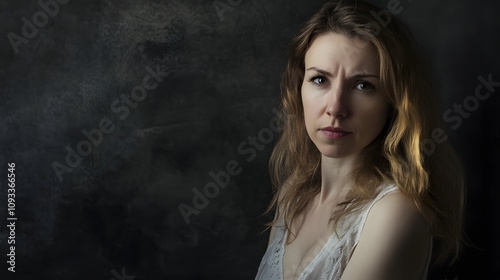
[0,0,498,279]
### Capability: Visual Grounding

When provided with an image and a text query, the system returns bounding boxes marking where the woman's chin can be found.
[319,149,355,159]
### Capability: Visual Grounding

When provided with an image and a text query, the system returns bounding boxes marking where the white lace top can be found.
[255,183,432,280]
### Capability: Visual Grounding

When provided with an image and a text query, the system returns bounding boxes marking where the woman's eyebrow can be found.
[306,67,379,79]
[306,67,333,77]
[352,73,380,79]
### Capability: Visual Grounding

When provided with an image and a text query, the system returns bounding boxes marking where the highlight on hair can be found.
[265,0,466,267]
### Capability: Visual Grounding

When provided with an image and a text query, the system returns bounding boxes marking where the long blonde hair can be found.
[266,0,466,266]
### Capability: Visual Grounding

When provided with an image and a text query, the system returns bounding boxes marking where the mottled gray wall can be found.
[0,0,498,279]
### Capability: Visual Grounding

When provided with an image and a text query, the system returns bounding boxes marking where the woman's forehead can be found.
[304,32,379,76]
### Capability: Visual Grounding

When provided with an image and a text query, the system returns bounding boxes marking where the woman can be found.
[255,1,465,279]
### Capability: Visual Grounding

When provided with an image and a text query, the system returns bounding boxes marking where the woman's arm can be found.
[340,191,431,280]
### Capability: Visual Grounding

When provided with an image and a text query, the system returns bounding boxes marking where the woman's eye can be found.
[355,81,375,91]
[309,75,327,85]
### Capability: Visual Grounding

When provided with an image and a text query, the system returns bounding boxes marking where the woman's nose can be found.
[325,86,348,118]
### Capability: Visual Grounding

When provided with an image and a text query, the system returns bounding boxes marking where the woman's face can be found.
[301,32,389,159]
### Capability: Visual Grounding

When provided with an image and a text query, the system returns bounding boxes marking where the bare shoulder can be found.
[370,190,428,228]
[340,189,431,280]
[363,190,430,250]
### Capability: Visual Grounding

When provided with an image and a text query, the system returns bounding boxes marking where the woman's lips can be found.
[320,127,351,139]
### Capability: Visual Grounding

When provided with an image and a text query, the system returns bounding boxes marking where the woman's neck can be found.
[318,153,359,204]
